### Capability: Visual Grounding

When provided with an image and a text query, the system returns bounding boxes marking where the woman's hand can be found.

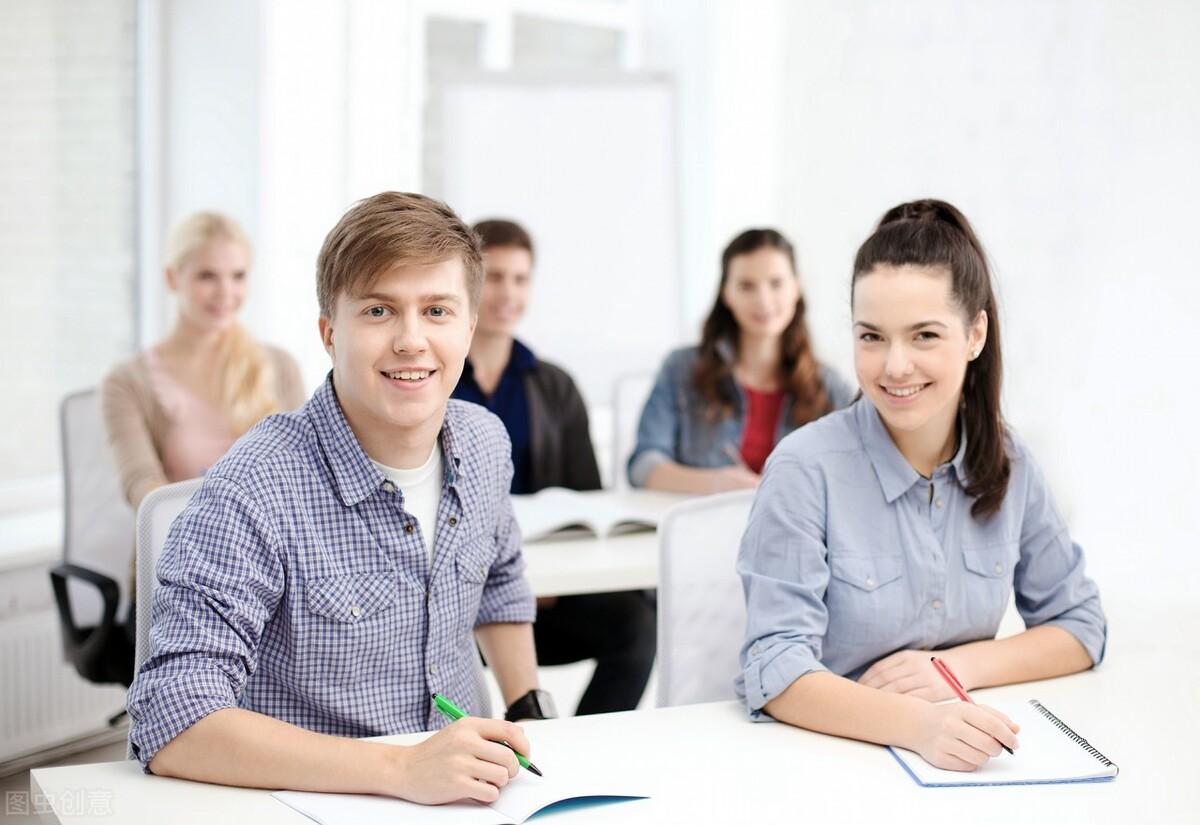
[708,464,761,492]
[858,650,962,701]
[388,718,527,804]
[910,701,1020,771]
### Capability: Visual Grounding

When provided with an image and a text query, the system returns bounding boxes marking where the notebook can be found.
[511,488,683,541]
[889,698,1119,787]
[273,759,651,824]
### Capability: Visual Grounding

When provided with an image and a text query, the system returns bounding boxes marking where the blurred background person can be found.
[101,211,305,528]
[453,218,655,714]
[628,228,855,493]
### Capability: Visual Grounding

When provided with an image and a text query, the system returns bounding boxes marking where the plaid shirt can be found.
[126,376,535,770]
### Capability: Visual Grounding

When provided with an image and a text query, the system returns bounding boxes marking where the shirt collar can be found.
[855,397,971,503]
[508,338,538,373]
[310,373,466,507]
[459,338,538,388]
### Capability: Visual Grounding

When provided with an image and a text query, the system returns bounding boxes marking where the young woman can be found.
[628,229,855,493]
[102,212,305,513]
[452,219,655,715]
[737,200,1107,771]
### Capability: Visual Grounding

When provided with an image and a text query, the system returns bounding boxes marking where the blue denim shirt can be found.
[126,376,535,769]
[627,344,856,486]
[737,396,1107,718]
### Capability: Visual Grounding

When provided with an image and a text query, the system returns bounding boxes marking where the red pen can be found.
[930,656,1013,755]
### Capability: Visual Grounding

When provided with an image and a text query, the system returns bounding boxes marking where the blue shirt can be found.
[126,376,536,769]
[737,396,1107,718]
[453,339,535,495]
[628,344,857,487]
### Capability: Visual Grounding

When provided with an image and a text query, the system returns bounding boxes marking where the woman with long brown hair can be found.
[628,228,854,493]
[737,199,1106,773]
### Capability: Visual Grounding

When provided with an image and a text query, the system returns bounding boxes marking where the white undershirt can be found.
[371,444,443,561]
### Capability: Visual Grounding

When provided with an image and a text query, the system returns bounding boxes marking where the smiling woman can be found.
[101,212,305,513]
[736,199,1107,775]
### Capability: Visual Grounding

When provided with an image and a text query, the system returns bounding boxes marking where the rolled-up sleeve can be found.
[477,445,536,626]
[627,355,683,488]
[1012,451,1107,665]
[126,477,284,770]
[737,456,833,720]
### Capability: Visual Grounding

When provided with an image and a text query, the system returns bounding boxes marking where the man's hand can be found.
[388,718,530,804]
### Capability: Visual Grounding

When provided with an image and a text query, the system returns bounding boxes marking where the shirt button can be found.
[349,604,361,618]
[448,516,458,526]
[934,498,944,508]
[429,663,438,675]
[993,562,1003,574]
[405,523,415,534]
[932,599,943,610]
[382,481,395,493]
[479,566,487,578]
[865,577,875,587]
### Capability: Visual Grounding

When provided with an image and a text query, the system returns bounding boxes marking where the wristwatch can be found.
[504,689,557,722]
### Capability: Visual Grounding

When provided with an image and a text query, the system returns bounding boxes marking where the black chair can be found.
[49,389,135,695]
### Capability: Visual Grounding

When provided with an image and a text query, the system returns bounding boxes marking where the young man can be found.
[452,219,656,714]
[126,193,550,805]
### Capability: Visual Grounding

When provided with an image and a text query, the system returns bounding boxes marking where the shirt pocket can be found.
[825,554,906,645]
[960,541,1018,631]
[453,534,498,634]
[303,573,402,684]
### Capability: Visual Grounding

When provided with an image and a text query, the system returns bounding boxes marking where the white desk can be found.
[522,531,658,598]
[31,655,1198,823]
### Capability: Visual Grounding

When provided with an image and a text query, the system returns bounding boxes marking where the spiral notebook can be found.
[889,699,1119,787]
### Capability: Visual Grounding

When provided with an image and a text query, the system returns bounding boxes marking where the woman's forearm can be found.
[764,671,929,749]
[644,460,758,494]
[149,707,400,794]
[945,624,1093,691]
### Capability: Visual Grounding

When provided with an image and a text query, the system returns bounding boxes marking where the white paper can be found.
[273,748,651,824]
[890,699,1119,786]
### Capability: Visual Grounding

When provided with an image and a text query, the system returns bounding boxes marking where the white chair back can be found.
[60,389,134,626]
[134,478,203,674]
[611,371,654,490]
[657,489,755,707]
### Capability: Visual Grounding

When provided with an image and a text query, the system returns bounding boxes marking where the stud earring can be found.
[970,349,981,360]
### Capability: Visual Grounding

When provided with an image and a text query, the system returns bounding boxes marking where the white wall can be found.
[778,0,1200,592]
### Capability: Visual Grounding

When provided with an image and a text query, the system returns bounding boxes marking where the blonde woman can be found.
[101,212,305,514]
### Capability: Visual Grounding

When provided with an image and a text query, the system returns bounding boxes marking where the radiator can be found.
[0,609,127,765]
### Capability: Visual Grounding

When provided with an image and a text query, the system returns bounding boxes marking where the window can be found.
[0,0,137,497]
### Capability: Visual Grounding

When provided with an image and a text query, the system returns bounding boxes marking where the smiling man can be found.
[125,193,544,806]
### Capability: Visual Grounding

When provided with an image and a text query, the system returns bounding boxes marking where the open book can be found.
[889,698,1119,787]
[274,758,650,824]
[511,488,684,542]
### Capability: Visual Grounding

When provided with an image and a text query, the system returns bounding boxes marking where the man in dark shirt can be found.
[453,219,656,714]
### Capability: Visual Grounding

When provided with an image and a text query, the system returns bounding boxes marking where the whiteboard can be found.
[431,76,681,408]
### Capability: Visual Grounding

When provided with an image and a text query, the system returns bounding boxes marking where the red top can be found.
[739,386,785,474]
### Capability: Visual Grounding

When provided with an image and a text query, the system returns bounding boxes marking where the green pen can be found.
[431,693,543,777]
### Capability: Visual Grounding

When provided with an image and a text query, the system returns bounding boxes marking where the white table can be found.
[521,531,658,598]
[31,645,1198,824]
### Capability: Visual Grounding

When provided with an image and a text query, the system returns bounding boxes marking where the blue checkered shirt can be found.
[126,376,536,770]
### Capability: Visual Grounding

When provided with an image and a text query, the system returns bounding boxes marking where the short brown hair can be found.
[472,218,534,259]
[316,192,483,317]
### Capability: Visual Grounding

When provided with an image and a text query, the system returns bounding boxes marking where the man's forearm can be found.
[475,622,539,706]
[149,707,400,794]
